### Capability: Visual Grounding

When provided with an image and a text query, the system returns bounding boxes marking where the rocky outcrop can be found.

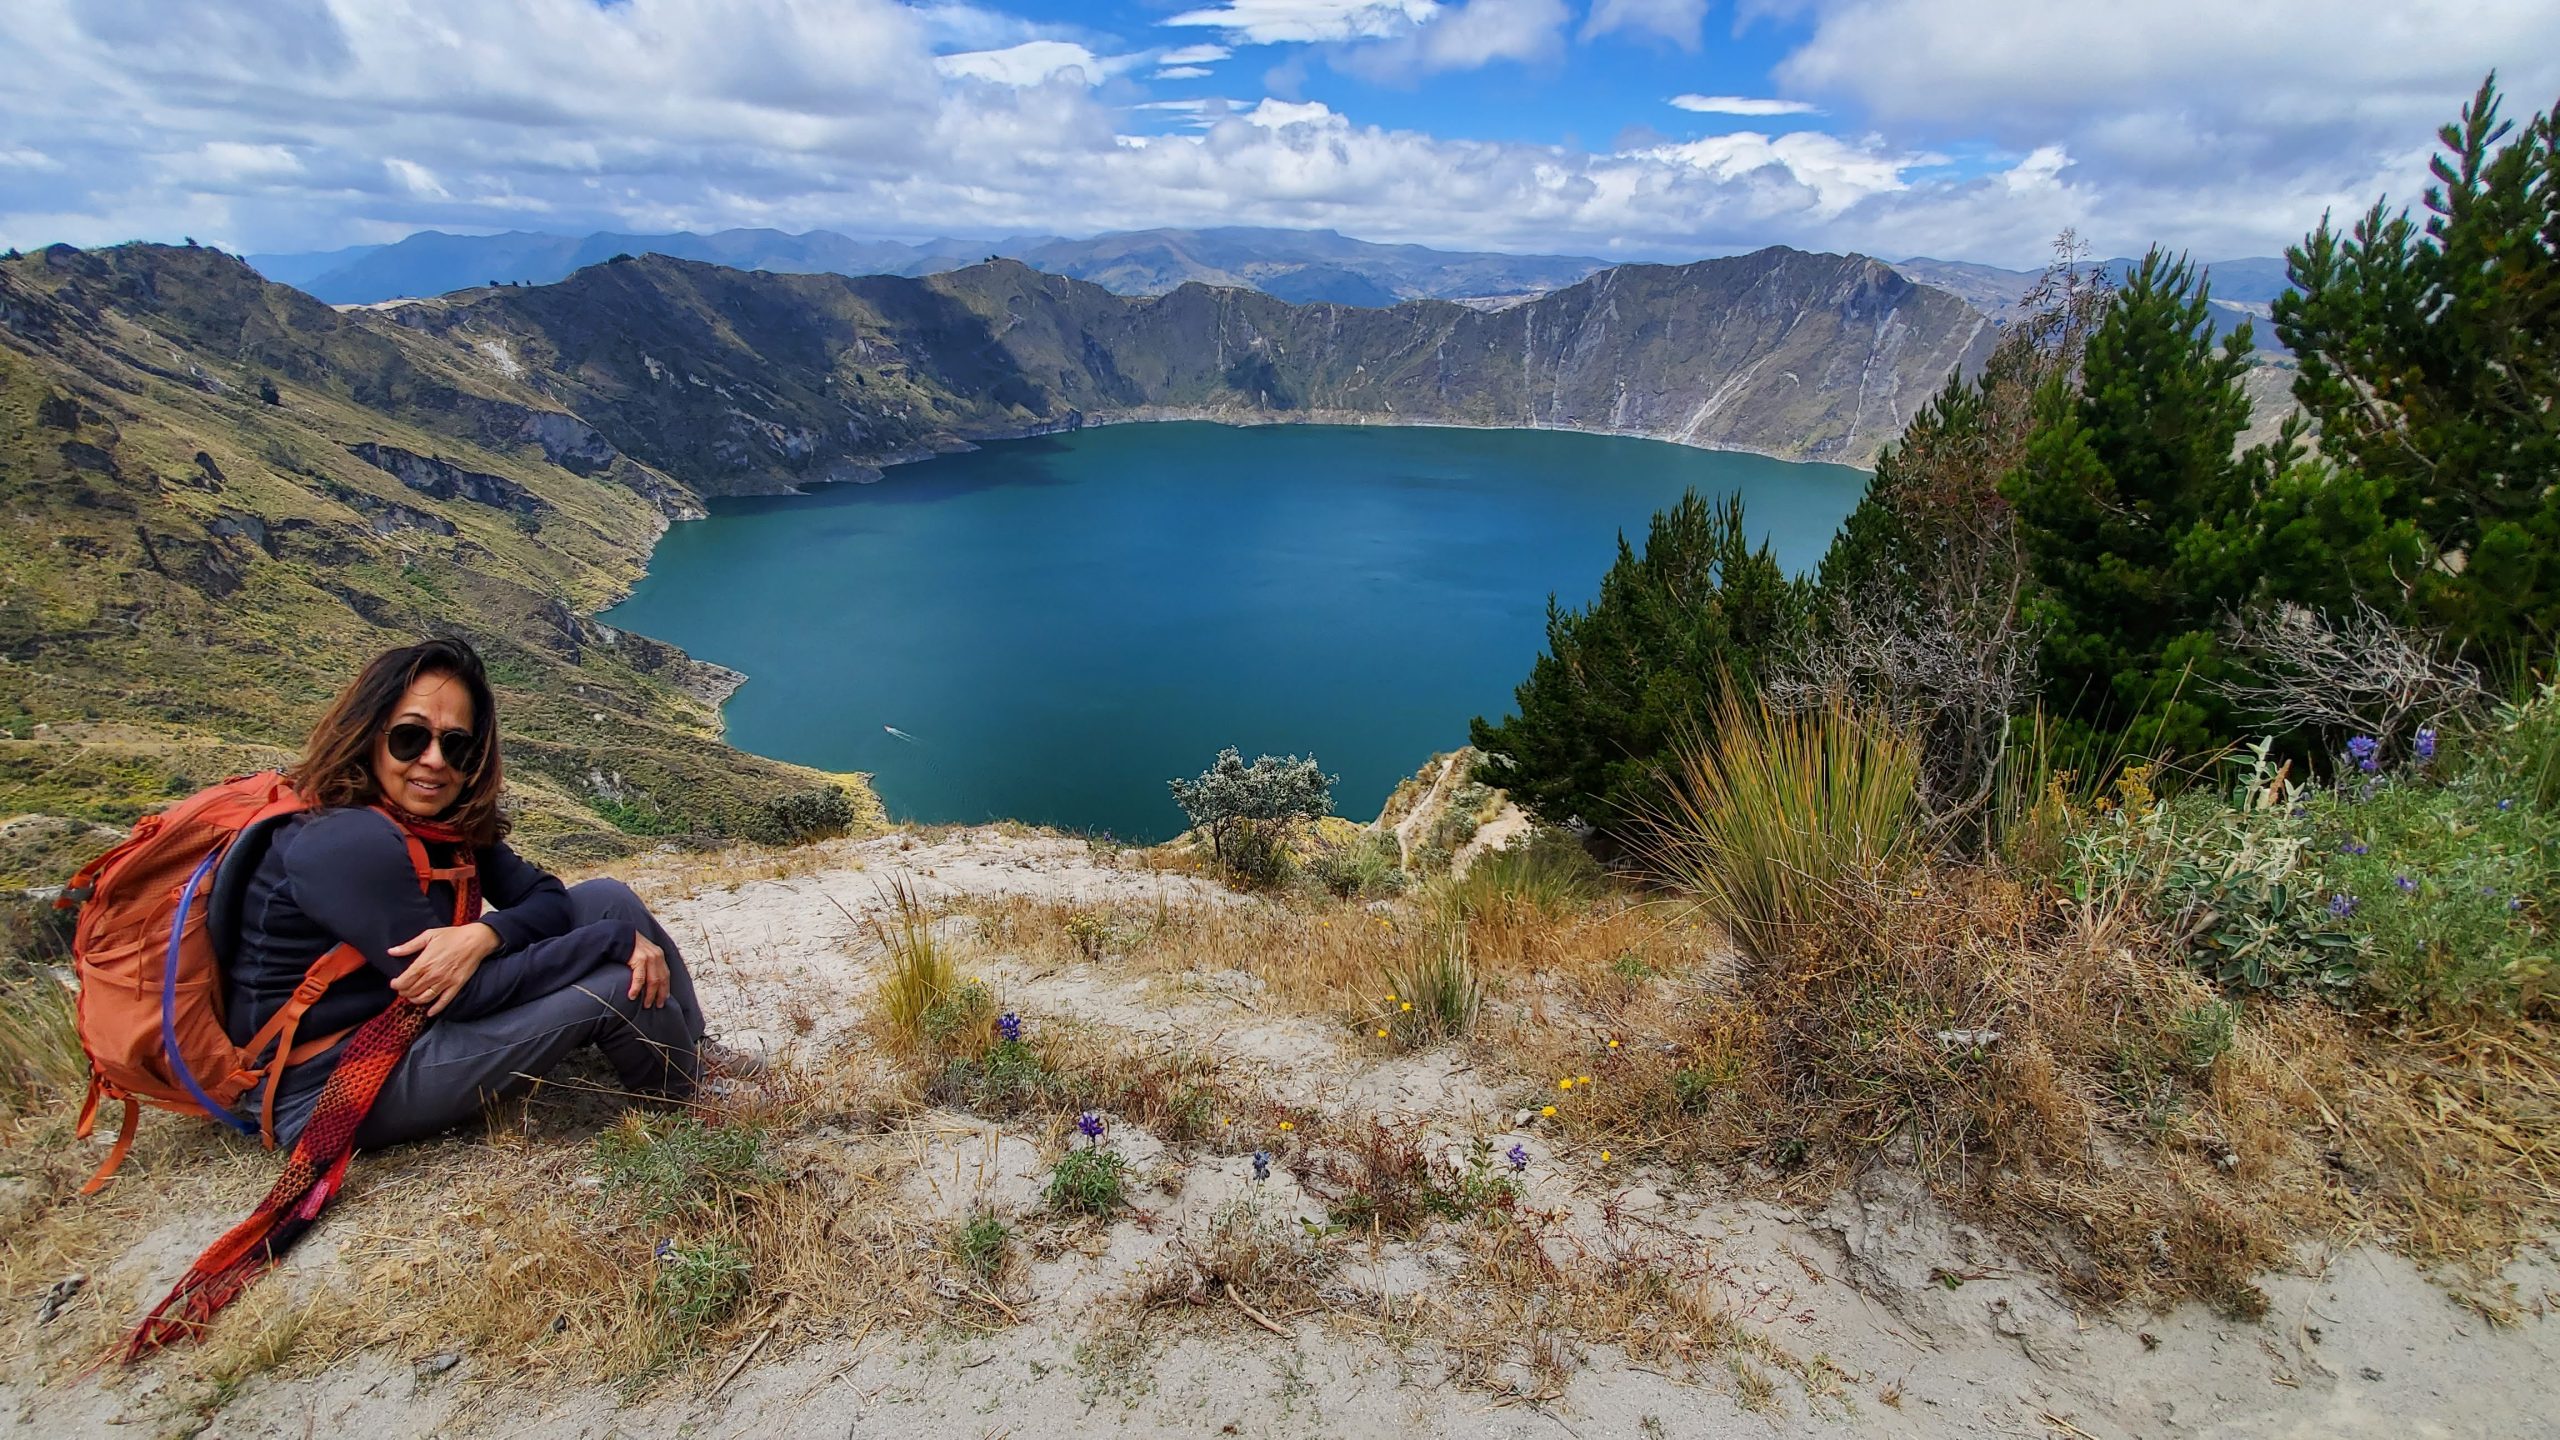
[346,441,543,514]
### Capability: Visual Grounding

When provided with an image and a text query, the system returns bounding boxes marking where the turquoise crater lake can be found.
[603,422,1866,842]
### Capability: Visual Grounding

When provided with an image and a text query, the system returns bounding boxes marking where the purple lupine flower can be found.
[655,1238,677,1263]
[997,1012,1022,1044]
[2414,728,2437,763]
[1506,1143,1530,1173]
[2328,893,2359,919]
[1251,1149,1271,1182]
[2339,840,2369,856]
[2511,898,2527,913]
[2346,736,2381,774]
[2394,875,2418,895]
[1077,1111,1105,1142]
[2500,798,2516,812]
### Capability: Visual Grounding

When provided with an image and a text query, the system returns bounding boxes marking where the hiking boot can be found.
[699,1038,768,1079]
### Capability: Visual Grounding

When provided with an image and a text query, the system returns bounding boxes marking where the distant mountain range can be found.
[1888,254,2292,351]
[249,226,1614,308]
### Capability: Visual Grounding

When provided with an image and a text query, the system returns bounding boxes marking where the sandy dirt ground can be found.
[8,828,2555,1439]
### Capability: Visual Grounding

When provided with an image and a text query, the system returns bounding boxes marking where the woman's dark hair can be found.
[291,636,507,844]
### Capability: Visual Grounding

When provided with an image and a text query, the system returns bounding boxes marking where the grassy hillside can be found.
[0,242,875,883]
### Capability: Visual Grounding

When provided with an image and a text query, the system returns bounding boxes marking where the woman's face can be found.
[370,670,478,820]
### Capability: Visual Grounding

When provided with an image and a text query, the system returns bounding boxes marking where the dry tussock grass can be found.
[303,1115,940,1393]
[962,887,1714,1047]
[1484,860,2560,1315]
[1373,1209,1804,1406]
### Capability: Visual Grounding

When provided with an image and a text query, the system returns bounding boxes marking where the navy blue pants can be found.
[272,878,704,1148]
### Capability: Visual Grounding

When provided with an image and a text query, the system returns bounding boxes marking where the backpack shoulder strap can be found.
[241,812,468,1149]
[76,1076,142,1196]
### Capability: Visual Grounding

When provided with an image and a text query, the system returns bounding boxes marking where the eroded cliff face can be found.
[402,246,1995,497]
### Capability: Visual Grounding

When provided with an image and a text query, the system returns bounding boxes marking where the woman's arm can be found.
[286,811,628,1019]
[476,842,572,950]
[284,810,467,977]
[437,920,641,1022]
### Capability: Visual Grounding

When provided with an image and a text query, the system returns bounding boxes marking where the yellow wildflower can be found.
[1400,1002,1413,1012]
[1606,1039,1619,1050]
[1600,1150,1611,1163]
[1541,1105,1557,1118]
[1377,1029,1389,1038]
[1558,1078,1573,1091]
[1279,1120,1294,1131]
[1578,1075,1593,1086]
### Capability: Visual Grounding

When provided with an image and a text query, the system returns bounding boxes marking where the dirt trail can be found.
[7,829,2554,1439]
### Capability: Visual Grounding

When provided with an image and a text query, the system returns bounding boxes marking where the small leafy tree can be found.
[1169,747,1334,877]
[1470,490,1804,838]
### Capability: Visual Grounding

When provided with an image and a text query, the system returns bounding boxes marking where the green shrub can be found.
[2078,730,2557,1013]
[1649,696,1921,961]
[1427,827,1601,924]
[1063,910,1115,960]
[967,1038,1053,1110]
[2171,999,2240,1072]
[649,1238,751,1338]
[951,1211,1012,1280]
[922,979,995,1052]
[592,793,682,836]
[749,785,858,845]
[1045,1147,1129,1217]
[1671,1063,1730,1115]
[1168,747,1334,883]
[593,1113,776,1223]
[1307,831,1406,899]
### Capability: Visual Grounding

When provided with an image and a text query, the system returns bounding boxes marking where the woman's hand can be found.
[388,921,501,1016]
[626,931,671,1010]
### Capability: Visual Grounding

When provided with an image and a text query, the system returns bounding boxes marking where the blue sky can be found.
[1,0,2551,267]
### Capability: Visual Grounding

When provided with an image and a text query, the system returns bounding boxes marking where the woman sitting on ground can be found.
[227,635,753,1149]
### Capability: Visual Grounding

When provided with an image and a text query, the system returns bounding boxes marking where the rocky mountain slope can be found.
[0,242,872,877]
[395,244,1990,490]
[250,225,1612,309]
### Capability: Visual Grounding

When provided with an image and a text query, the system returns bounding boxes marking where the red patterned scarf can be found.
[123,808,479,1360]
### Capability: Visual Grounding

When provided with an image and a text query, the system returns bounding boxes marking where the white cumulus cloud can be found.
[937,41,1128,87]
[1634,130,1929,216]
[1162,0,1441,45]
[1335,0,1571,80]
[1670,95,1822,116]
[0,0,2543,269]
[1581,0,1710,47]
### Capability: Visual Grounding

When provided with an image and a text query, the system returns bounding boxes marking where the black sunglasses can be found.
[385,721,482,771]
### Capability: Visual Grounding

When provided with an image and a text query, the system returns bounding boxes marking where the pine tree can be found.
[2273,75,2560,663]
[2002,250,2270,756]
[1471,491,1803,834]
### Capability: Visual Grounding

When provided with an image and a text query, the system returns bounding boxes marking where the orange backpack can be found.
[59,773,437,1192]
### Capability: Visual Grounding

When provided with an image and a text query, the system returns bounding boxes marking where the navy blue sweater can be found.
[224,808,637,1047]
